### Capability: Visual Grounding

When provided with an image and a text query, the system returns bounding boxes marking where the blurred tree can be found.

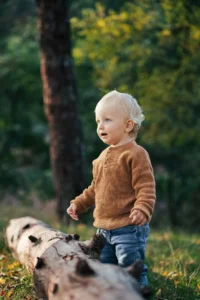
[35,0,84,223]
[0,16,50,195]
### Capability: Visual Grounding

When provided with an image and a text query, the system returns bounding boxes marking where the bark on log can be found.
[6,217,147,300]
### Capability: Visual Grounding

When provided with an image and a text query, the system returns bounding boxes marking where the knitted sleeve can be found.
[131,147,156,221]
[70,162,96,214]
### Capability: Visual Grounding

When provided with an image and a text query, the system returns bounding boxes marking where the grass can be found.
[0,204,200,300]
[147,231,200,300]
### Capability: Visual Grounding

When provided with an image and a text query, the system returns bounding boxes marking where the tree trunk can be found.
[5,217,147,300]
[35,0,84,224]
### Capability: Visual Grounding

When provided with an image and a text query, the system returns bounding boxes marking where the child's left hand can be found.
[129,209,147,226]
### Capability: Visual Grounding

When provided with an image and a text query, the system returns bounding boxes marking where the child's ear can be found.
[125,119,134,133]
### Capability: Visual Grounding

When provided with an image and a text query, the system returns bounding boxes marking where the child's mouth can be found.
[101,133,108,138]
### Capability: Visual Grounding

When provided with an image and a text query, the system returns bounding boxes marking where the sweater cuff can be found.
[70,198,89,214]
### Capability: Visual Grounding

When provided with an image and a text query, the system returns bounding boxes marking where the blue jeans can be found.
[97,223,150,286]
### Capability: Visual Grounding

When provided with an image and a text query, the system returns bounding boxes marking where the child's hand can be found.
[129,209,147,226]
[66,203,79,221]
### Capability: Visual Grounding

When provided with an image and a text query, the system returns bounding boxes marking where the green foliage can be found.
[72,1,200,229]
[147,231,200,299]
[0,0,35,48]
[0,17,52,199]
[0,1,200,228]
[72,1,200,150]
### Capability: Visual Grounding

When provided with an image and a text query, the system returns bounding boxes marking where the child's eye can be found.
[96,120,100,124]
[105,118,111,122]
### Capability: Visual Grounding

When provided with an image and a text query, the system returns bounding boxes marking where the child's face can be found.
[95,100,132,147]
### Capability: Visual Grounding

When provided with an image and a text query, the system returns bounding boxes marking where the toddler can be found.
[67,90,156,286]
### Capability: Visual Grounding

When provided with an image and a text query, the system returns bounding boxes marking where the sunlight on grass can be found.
[147,231,200,299]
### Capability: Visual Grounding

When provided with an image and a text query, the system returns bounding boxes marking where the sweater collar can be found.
[108,140,136,151]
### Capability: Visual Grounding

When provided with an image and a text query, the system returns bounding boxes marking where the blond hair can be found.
[95,90,145,138]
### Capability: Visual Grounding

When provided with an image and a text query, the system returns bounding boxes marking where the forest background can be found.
[0,0,200,230]
[0,1,200,299]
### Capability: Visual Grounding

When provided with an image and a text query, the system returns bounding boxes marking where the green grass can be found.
[0,204,200,299]
[147,231,200,300]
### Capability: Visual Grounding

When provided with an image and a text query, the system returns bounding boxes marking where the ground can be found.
[0,204,199,300]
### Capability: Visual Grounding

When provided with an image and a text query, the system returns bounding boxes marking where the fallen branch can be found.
[6,217,148,299]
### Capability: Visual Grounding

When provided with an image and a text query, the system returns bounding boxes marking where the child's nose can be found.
[98,122,104,129]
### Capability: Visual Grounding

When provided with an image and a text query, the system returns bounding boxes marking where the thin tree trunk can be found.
[35,0,84,224]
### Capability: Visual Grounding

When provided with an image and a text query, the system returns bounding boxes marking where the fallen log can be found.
[6,217,149,300]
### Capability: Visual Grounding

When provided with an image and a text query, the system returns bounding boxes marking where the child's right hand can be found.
[66,203,79,221]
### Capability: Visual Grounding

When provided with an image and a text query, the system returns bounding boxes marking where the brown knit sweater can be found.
[71,141,156,230]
